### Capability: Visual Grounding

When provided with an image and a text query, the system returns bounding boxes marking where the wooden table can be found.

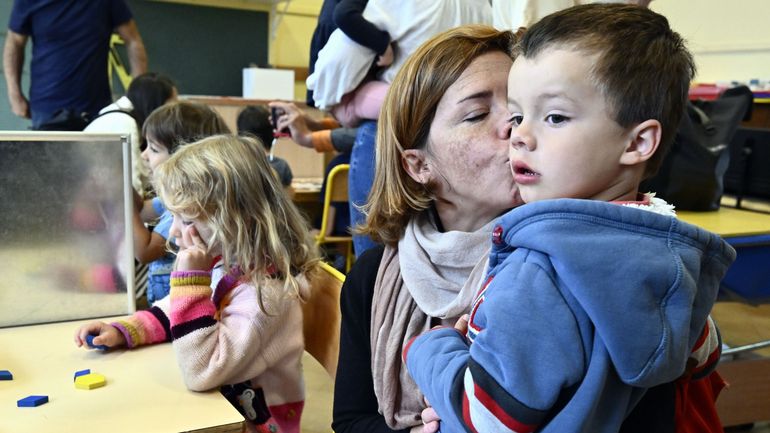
[0,318,243,432]
[678,207,770,238]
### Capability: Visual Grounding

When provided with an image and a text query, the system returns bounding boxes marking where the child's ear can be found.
[620,119,661,166]
[401,149,431,185]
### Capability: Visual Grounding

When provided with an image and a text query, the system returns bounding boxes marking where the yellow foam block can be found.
[74,373,106,390]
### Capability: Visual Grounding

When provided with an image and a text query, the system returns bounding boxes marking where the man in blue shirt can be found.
[3,0,147,130]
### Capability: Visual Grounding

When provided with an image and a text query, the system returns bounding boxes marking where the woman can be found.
[84,72,177,192]
[332,23,713,433]
[332,25,520,433]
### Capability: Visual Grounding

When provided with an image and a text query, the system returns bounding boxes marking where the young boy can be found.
[404,4,736,433]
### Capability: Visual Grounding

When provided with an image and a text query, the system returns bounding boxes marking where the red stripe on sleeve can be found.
[473,381,538,433]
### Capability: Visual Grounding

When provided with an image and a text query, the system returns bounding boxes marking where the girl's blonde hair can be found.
[360,25,517,245]
[154,135,319,309]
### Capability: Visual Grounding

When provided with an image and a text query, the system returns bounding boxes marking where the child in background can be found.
[405,4,736,433]
[85,72,177,193]
[236,105,294,195]
[75,134,320,433]
[133,101,230,304]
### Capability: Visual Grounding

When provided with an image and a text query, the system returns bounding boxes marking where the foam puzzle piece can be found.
[74,369,91,381]
[0,370,12,380]
[85,334,109,351]
[75,373,106,390]
[17,395,48,407]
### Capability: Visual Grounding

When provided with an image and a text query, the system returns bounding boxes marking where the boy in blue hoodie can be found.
[404,4,736,433]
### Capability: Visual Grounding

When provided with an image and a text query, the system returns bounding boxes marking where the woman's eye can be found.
[182,220,193,226]
[464,112,488,122]
[546,114,568,124]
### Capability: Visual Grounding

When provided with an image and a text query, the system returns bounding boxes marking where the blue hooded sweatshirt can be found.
[404,199,736,433]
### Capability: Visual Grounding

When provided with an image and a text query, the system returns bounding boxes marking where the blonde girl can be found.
[75,134,320,433]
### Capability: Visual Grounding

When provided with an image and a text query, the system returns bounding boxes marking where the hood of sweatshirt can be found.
[490,198,736,387]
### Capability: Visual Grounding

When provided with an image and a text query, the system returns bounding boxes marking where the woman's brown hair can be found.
[360,24,517,245]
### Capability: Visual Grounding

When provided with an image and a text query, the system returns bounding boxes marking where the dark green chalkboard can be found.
[126,0,269,96]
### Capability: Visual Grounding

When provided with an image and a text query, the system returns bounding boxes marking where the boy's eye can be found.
[546,114,568,124]
[509,115,523,126]
[182,220,193,226]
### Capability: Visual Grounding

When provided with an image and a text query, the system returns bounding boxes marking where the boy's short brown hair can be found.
[517,3,695,177]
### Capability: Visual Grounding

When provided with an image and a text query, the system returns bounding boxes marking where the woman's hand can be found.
[74,321,126,349]
[454,314,469,335]
[175,225,212,272]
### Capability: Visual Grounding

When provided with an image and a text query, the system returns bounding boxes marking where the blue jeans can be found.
[349,121,379,257]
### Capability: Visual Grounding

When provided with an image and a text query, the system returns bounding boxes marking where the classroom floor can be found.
[726,422,770,433]
[302,352,334,433]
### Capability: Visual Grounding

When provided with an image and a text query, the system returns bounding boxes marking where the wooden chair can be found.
[302,261,344,378]
[316,164,355,272]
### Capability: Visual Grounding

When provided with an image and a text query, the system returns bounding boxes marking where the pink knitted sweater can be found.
[112,261,306,433]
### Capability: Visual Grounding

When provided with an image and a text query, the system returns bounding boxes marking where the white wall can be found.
[652,0,770,84]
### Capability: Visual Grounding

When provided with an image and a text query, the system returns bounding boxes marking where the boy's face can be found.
[141,135,171,175]
[507,48,637,203]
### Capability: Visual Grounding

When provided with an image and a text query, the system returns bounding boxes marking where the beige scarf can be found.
[370,212,493,430]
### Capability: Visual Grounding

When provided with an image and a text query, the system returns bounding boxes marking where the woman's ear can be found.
[620,119,661,166]
[401,148,431,184]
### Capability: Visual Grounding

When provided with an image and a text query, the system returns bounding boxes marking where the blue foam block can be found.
[85,335,109,351]
[74,369,91,381]
[0,370,12,380]
[17,395,48,407]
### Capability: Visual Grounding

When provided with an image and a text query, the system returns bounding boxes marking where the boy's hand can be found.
[74,321,126,349]
[175,225,213,272]
[454,314,469,335]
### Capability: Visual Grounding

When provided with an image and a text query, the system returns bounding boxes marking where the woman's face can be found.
[423,51,520,230]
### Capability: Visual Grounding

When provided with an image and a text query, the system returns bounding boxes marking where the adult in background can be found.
[85,72,176,193]
[3,0,147,131]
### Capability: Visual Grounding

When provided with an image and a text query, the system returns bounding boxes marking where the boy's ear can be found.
[401,149,431,184]
[619,119,661,166]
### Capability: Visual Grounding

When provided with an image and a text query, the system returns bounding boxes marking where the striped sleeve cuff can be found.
[169,270,217,340]
[458,358,547,433]
[111,306,171,348]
